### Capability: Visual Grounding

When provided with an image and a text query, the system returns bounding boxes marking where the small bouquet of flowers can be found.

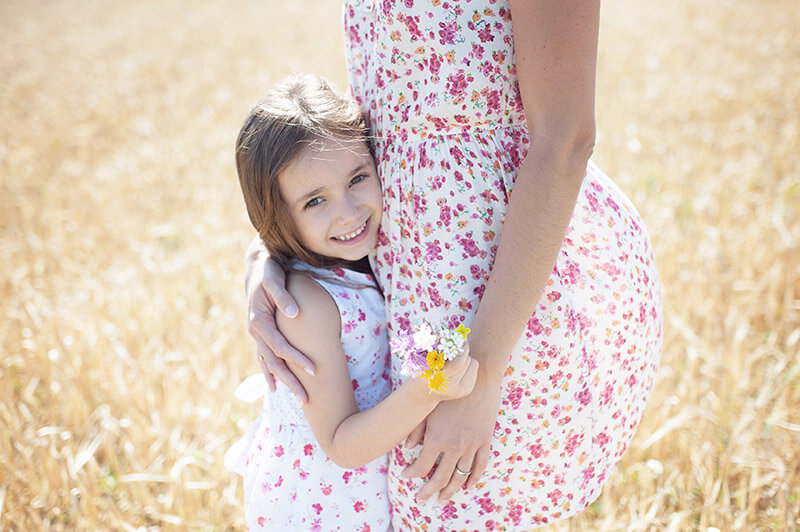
[391,322,471,393]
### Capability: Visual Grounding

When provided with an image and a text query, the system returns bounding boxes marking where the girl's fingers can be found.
[444,352,470,377]
[461,357,479,386]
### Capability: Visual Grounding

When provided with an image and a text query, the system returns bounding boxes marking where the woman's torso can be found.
[345,0,525,136]
[343,2,663,530]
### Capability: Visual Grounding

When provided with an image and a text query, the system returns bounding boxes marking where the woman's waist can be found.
[372,114,527,140]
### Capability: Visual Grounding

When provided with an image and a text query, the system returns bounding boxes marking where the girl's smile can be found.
[332,219,369,242]
[279,137,382,263]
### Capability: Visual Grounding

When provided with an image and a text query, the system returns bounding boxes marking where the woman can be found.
[245,1,662,529]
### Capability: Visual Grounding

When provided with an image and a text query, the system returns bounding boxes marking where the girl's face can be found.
[278,137,382,263]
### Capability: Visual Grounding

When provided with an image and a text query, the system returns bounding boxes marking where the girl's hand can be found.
[244,238,314,402]
[434,347,479,401]
[402,374,503,504]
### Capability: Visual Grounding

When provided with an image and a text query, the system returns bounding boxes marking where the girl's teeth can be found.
[336,222,366,241]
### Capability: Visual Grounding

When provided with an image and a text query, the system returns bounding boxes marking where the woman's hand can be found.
[401,374,503,504]
[244,237,314,402]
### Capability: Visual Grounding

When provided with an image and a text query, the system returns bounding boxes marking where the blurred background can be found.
[1,0,798,530]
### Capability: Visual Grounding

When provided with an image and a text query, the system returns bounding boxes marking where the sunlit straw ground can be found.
[1,0,798,530]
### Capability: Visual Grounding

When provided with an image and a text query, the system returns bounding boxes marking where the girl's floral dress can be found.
[344,1,663,530]
[226,264,393,531]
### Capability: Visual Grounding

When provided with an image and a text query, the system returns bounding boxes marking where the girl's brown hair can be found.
[235,74,369,269]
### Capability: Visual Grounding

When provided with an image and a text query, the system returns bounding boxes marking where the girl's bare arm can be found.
[278,272,478,469]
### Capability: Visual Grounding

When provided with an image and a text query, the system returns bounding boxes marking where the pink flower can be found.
[478,25,494,43]
[438,20,459,44]
[576,386,592,406]
[441,501,458,520]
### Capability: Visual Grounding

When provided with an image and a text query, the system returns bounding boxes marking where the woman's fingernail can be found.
[305,366,315,376]
[285,304,299,318]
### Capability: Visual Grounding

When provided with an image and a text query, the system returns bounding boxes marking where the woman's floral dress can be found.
[226,264,393,531]
[344,1,663,530]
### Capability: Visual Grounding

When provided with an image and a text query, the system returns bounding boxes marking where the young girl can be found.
[224,74,479,531]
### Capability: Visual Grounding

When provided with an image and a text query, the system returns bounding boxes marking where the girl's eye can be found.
[350,174,367,186]
[305,197,324,209]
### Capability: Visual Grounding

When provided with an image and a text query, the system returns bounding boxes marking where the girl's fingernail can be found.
[285,304,299,317]
[305,367,315,376]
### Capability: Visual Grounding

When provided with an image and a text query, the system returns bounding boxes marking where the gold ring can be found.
[454,465,472,476]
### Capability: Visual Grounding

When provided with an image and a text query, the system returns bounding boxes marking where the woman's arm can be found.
[403,0,601,502]
[278,272,478,469]
[245,236,312,401]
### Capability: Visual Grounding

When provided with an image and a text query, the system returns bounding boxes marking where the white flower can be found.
[439,335,460,360]
[412,323,436,351]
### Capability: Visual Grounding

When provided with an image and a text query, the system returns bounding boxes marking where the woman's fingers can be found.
[263,260,299,318]
[249,303,316,377]
[405,420,426,449]
[438,456,475,503]
[406,383,502,501]
[254,340,277,393]
[271,359,309,403]
[250,317,310,403]
[401,442,440,481]
[466,445,489,490]
[416,453,460,502]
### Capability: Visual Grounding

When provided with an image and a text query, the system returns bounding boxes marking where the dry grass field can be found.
[1,0,798,530]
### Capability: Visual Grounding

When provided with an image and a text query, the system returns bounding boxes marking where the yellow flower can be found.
[455,324,471,339]
[427,370,447,393]
[427,350,445,371]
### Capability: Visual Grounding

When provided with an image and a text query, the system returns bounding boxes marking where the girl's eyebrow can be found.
[347,162,370,176]
[296,186,326,206]
[294,161,371,206]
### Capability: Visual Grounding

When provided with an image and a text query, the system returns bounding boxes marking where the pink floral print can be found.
[344,0,662,530]
[227,265,393,531]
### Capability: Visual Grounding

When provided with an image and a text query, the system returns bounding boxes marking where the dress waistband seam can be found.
[372,122,527,141]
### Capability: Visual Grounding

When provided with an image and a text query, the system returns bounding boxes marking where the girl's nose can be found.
[335,194,360,224]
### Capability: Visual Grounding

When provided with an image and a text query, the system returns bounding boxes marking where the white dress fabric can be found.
[226,263,393,531]
[344,1,663,530]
